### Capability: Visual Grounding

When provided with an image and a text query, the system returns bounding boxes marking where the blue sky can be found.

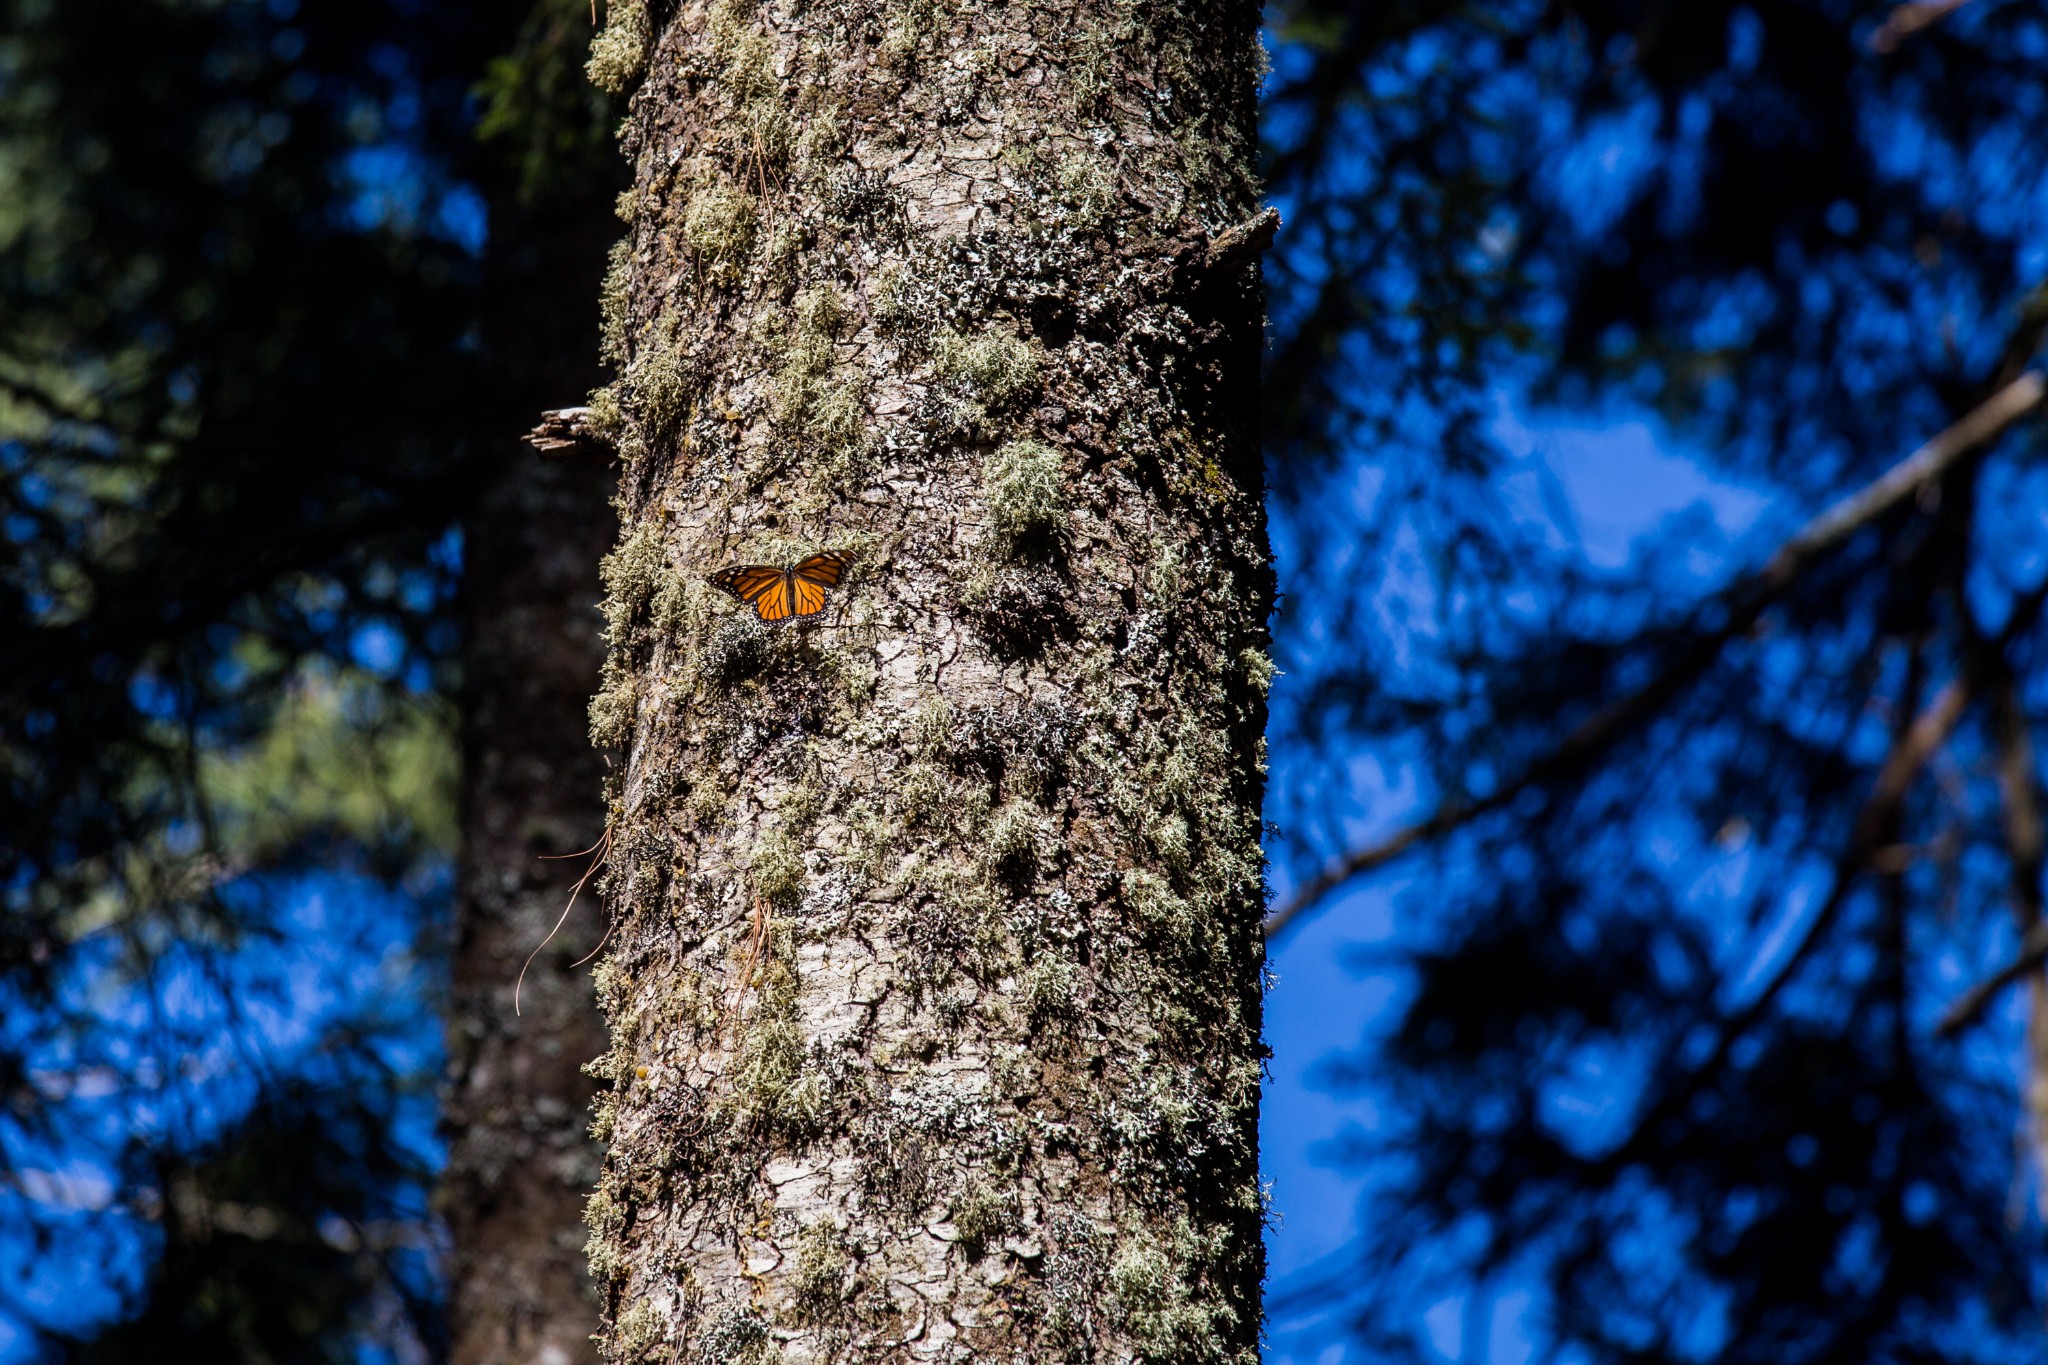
[1260,394,1777,1363]
[0,871,443,1358]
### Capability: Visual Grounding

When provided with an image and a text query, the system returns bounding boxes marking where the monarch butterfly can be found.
[709,552,851,623]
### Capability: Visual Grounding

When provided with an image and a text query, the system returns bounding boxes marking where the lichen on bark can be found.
[579,0,1270,1357]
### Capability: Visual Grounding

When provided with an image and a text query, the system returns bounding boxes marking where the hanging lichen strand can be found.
[577,0,1270,1356]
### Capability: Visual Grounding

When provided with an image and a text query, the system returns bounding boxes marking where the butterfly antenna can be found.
[515,824,614,1016]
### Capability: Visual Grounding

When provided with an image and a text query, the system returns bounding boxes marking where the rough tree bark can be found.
[578,0,1270,1358]
[442,176,621,1363]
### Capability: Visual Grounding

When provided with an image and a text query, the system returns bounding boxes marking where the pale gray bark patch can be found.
[581,0,1270,1359]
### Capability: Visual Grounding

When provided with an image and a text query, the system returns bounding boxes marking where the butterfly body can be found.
[709,552,850,622]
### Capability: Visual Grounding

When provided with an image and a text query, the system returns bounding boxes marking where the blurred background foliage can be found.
[11,0,2048,1361]
[0,0,608,1356]
[1262,0,2048,1361]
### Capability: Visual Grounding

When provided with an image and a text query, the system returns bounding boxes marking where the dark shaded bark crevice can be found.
[443,177,623,1365]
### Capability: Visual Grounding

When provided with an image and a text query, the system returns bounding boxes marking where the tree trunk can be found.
[582,0,1270,1357]
[443,181,621,1364]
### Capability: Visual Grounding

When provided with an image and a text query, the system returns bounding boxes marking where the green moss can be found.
[796,104,845,168]
[1023,954,1078,1028]
[1104,1221,1241,1365]
[771,286,839,408]
[841,800,894,887]
[869,261,921,341]
[769,284,872,477]
[950,1180,1017,1260]
[794,282,844,338]
[935,328,1041,422]
[628,322,694,442]
[895,761,945,829]
[589,657,639,747]
[745,99,792,167]
[782,787,823,837]
[587,1086,618,1143]
[584,1180,626,1280]
[750,831,806,909]
[609,1300,665,1360]
[1064,24,1116,121]
[1056,151,1117,227]
[1238,646,1276,696]
[586,384,625,442]
[683,181,757,276]
[788,1220,850,1324]
[958,779,993,831]
[985,438,1066,553]
[907,698,952,757]
[1147,543,1185,607]
[592,953,630,1012]
[1150,812,1191,873]
[697,1305,770,1365]
[730,1010,805,1117]
[983,800,1039,886]
[687,780,731,829]
[1123,867,1194,945]
[599,523,666,643]
[880,0,937,65]
[649,570,697,642]
[585,0,649,95]
[599,238,632,366]
[707,0,776,101]
[829,645,877,710]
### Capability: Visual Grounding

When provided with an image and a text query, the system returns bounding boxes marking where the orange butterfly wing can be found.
[755,574,798,622]
[792,552,849,588]
[711,553,846,622]
[710,565,783,605]
[791,577,828,617]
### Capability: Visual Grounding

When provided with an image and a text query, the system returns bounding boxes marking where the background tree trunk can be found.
[442,171,621,1365]
[581,0,1270,1358]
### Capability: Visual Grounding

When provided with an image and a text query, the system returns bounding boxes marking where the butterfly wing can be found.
[753,571,799,623]
[713,555,843,623]
[792,552,849,587]
[710,565,784,606]
[790,576,829,617]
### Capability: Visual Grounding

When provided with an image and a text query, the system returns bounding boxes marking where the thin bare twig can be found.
[1936,922,2048,1036]
[1870,0,1974,52]
[523,406,609,460]
[1935,669,2048,1036]
[1713,670,1975,1050]
[1265,370,2047,940]
[515,824,614,1016]
[717,898,773,1047]
[1609,580,2048,1163]
[1206,208,1281,272]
